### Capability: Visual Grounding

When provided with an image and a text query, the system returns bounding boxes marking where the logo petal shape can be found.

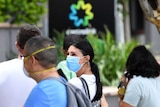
[69,0,94,27]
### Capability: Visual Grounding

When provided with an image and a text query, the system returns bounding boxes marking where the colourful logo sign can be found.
[69,0,94,27]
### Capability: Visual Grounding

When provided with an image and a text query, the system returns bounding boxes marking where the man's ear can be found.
[15,42,23,54]
[31,56,39,66]
[15,42,23,59]
[15,42,19,50]
[30,56,40,73]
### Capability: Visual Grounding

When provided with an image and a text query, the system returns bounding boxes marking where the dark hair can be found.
[24,36,57,68]
[63,34,85,51]
[72,40,102,101]
[17,24,41,49]
[148,0,158,10]
[126,45,160,78]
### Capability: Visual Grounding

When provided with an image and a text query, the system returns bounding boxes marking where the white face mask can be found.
[23,65,30,77]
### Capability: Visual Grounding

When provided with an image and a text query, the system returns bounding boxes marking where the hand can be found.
[118,87,125,100]
[121,76,129,87]
[117,75,129,100]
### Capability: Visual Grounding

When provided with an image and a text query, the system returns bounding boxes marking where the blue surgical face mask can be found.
[66,56,83,73]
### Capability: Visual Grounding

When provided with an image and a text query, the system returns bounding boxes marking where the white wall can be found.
[0,25,18,62]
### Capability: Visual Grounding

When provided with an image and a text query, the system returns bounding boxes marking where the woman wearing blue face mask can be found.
[67,40,108,107]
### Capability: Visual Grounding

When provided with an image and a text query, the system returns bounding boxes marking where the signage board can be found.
[49,0,114,37]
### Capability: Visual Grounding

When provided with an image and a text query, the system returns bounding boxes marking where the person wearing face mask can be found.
[0,24,40,107]
[23,36,67,107]
[56,34,85,80]
[67,39,108,107]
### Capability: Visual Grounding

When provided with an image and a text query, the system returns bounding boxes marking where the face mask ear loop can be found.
[81,55,89,65]
[30,67,56,74]
[24,46,56,62]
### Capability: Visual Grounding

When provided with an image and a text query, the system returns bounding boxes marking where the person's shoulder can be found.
[58,60,66,64]
[81,74,95,79]
[0,58,22,69]
[69,77,81,85]
[81,74,95,82]
[156,76,160,80]
[57,60,66,67]
[69,77,80,81]
[0,58,26,85]
[128,76,150,88]
[129,76,142,83]
[39,77,66,89]
[131,76,151,82]
[0,58,22,66]
[0,58,23,71]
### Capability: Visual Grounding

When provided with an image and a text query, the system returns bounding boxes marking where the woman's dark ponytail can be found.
[90,61,102,101]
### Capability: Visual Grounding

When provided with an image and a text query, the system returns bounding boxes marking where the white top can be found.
[0,58,37,107]
[69,74,96,100]
[123,76,160,107]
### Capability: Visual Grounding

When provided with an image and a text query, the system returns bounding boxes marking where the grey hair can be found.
[24,36,57,68]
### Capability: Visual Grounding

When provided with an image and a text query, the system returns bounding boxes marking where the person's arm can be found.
[101,94,109,107]
[119,78,141,107]
[120,100,133,107]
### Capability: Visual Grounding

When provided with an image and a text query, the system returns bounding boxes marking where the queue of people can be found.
[0,24,160,107]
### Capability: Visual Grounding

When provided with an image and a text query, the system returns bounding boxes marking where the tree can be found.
[0,0,47,60]
[0,0,47,24]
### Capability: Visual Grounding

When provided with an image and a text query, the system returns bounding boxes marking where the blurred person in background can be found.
[119,45,160,107]
[0,24,41,107]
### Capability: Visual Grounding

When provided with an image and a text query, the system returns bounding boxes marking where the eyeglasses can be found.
[22,46,55,62]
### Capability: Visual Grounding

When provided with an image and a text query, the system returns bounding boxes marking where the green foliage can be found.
[52,30,66,64]
[0,0,47,24]
[87,29,139,86]
[87,33,105,62]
